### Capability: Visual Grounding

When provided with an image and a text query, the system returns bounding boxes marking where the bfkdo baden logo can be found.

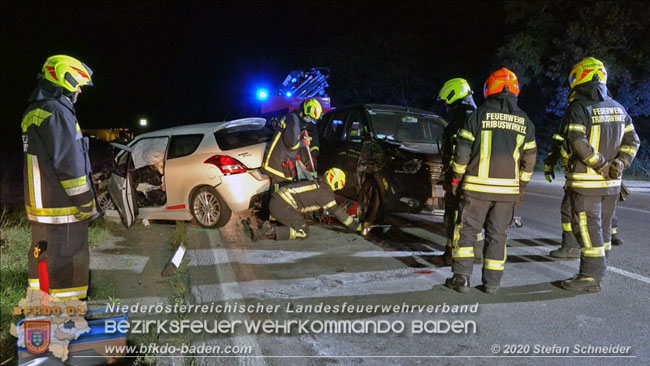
[25,320,51,354]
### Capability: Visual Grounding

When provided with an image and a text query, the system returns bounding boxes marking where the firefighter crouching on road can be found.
[445,68,537,295]
[261,98,323,188]
[560,57,640,292]
[254,168,363,241]
[22,55,99,301]
[436,78,482,266]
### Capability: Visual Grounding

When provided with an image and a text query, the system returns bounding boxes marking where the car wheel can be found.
[97,190,115,211]
[190,186,232,228]
[358,179,382,224]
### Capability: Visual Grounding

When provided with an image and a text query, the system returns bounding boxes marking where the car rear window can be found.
[168,134,204,159]
[214,125,273,151]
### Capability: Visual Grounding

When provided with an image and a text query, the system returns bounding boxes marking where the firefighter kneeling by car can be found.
[254,168,362,241]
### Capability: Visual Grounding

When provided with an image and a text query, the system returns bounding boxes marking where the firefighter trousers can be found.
[452,196,514,287]
[568,192,617,278]
[28,221,89,300]
[268,194,309,240]
[560,189,580,249]
[444,191,484,251]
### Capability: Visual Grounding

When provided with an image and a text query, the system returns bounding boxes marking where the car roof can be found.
[327,103,439,117]
[133,117,266,139]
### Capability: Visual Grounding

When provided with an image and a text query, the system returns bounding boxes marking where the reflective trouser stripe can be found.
[582,246,605,258]
[611,227,618,235]
[578,212,592,248]
[50,286,88,300]
[278,190,298,209]
[478,131,492,178]
[484,259,505,271]
[477,232,484,241]
[451,222,462,248]
[343,216,354,226]
[323,200,337,209]
[452,246,474,258]
[563,222,572,232]
[604,242,611,252]
[29,278,40,290]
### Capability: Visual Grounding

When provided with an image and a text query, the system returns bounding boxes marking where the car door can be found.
[338,108,369,196]
[107,142,138,227]
[317,108,349,174]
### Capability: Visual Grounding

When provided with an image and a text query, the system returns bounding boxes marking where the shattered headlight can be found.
[394,159,422,174]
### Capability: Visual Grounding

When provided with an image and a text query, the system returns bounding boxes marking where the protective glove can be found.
[608,159,625,179]
[518,184,526,204]
[450,178,461,197]
[544,165,555,183]
[75,200,96,221]
[596,161,612,178]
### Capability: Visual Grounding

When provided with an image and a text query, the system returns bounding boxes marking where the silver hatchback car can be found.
[107,118,272,228]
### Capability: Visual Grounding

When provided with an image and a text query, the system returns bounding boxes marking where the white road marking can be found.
[191,268,451,303]
[199,230,266,366]
[607,266,650,284]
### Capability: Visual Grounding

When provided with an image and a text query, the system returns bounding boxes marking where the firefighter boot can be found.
[561,275,601,293]
[445,274,470,293]
[253,221,276,242]
[611,235,624,246]
[549,246,580,259]
[480,284,498,295]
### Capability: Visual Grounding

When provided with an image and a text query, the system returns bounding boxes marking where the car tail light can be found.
[205,155,247,175]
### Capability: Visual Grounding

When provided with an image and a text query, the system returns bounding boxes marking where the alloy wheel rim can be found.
[194,191,220,226]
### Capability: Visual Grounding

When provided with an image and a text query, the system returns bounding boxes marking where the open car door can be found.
[107,142,138,228]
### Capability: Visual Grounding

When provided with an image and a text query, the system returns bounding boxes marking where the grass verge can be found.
[0,206,114,363]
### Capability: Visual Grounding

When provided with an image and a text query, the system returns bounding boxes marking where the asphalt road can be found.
[104,173,649,366]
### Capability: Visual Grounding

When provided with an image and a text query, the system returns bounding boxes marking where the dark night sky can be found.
[1,0,507,153]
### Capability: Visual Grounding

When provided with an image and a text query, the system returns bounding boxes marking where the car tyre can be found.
[358,179,382,225]
[190,186,231,228]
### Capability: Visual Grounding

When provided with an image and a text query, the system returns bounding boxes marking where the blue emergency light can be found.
[256,88,269,100]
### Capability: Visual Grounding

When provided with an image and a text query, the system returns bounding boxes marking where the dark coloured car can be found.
[317,104,447,224]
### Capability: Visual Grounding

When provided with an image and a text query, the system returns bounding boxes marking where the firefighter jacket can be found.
[262,112,302,182]
[22,81,98,224]
[452,93,537,202]
[565,82,640,196]
[275,177,361,231]
[442,102,476,185]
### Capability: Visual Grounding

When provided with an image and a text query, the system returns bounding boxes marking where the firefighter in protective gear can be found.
[445,68,537,294]
[560,57,640,292]
[436,78,482,266]
[262,110,301,187]
[22,55,98,301]
[297,98,322,175]
[545,119,581,259]
[254,168,362,241]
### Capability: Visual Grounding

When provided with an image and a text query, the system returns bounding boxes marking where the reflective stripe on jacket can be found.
[452,93,537,202]
[565,84,640,196]
[22,86,97,224]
